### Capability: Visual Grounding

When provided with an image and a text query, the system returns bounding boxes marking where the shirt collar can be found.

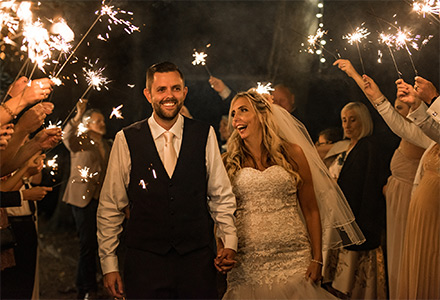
[148,113,184,140]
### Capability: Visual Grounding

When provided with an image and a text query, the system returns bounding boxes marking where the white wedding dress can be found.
[223,165,337,299]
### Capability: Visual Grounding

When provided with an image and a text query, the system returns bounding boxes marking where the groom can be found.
[97,61,237,299]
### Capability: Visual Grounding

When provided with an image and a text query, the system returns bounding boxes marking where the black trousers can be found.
[1,216,37,300]
[124,246,218,299]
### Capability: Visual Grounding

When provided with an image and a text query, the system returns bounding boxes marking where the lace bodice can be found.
[228,165,311,288]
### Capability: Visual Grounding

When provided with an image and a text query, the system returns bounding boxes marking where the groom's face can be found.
[144,71,187,122]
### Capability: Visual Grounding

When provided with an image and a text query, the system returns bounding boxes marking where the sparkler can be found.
[192,51,212,77]
[110,104,123,119]
[46,120,62,129]
[97,2,139,36]
[394,28,418,75]
[61,68,110,127]
[412,0,440,18]
[76,122,88,137]
[21,20,52,73]
[378,32,403,78]
[139,179,148,190]
[305,28,339,60]
[343,24,370,74]
[255,82,274,95]
[77,166,98,182]
[44,155,59,176]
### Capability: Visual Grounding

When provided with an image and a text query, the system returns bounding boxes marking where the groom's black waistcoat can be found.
[123,117,213,255]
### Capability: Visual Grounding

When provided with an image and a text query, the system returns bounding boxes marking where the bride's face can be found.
[231,97,262,141]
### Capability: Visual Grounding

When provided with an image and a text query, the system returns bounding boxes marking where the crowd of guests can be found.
[1,76,62,299]
[1,57,439,300]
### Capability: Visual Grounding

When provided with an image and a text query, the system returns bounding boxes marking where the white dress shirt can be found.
[97,114,237,275]
[406,100,440,144]
[376,98,432,149]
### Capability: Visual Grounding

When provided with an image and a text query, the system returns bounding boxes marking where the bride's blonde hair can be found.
[222,90,302,185]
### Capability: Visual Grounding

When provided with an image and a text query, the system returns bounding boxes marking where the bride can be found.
[217,90,364,299]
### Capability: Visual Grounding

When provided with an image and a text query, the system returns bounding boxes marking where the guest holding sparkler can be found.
[62,99,110,300]
[334,59,439,299]
[97,62,237,299]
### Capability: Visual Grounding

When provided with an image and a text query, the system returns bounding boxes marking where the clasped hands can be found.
[214,247,237,275]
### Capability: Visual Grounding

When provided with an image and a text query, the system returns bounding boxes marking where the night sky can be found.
[2,0,439,140]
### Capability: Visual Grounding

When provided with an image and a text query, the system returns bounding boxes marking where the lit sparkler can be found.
[110,104,123,119]
[22,20,52,72]
[413,0,440,17]
[378,32,402,78]
[45,155,59,172]
[46,120,62,129]
[304,27,338,60]
[343,24,371,45]
[78,166,98,182]
[192,50,212,77]
[97,2,139,37]
[343,23,370,74]
[76,122,88,136]
[255,82,274,95]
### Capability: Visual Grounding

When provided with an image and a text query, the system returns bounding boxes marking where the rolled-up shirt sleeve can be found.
[205,126,238,251]
[97,130,130,275]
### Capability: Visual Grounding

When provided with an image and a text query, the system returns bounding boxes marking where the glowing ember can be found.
[413,0,440,17]
[139,179,148,190]
[110,104,123,119]
[45,155,59,170]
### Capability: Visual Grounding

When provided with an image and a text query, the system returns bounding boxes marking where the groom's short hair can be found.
[146,61,185,91]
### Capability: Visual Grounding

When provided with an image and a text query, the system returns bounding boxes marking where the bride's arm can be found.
[287,143,323,283]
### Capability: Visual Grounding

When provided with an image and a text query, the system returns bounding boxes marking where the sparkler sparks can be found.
[255,82,274,95]
[78,166,98,182]
[139,179,148,190]
[45,155,59,170]
[46,120,62,129]
[413,0,440,17]
[110,104,123,119]
[96,1,139,37]
[343,24,371,45]
[192,51,208,66]
[77,122,88,136]
[22,20,52,71]
[83,67,110,91]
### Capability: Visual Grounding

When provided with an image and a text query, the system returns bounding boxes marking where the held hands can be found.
[103,271,124,298]
[305,260,323,284]
[214,247,237,275]
[24,152,45,177]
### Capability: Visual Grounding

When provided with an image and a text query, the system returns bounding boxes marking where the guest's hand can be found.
[0,123,14,150]
[7,76,29,98]
[362,75,384,102]
[24,152,45,177]
[305,261,323,284]
[333,59,358,78]
[414,76,439,105]
[209,76,227,93]
[15,102,54,135]
[21,186,52,201]
[214,247,237,274]
[103,271,124,298]
[32,127,62,150]
[396,79,421,109]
